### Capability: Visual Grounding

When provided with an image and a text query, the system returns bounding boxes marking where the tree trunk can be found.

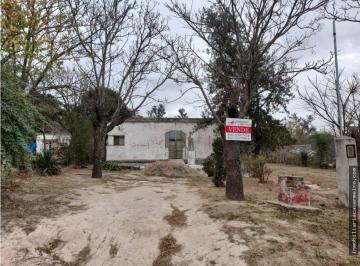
[102,135,108,162]
[224,106,245,201]
[92,124,106,178]
[224,140,245,200]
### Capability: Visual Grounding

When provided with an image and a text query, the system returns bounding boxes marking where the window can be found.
[114,135,125,146]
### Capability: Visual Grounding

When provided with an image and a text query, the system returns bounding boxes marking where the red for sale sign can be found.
[225,118,252,141]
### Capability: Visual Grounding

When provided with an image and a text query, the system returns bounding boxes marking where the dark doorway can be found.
[165,131,185,159]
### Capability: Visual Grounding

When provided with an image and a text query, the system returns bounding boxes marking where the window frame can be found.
[113,135,125,146]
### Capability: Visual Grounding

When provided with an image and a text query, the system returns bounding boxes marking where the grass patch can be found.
[36,238,65,256]
[164,205,187,227]
[272,207,348,244]
[103,161,122,171]
[153,234,182,266]
[109,243,119,258]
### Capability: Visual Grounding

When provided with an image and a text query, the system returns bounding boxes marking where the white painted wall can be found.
[106,120,216,162]
[36,133,71,154]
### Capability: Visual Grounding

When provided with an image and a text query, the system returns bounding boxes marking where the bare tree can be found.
[68,0,173,178]
[298,73,360,135]
[167,0,329,200]
[39,68,88,109]
[324,0,360,22]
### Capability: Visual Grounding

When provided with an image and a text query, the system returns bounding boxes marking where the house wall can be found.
[36,133,71,154]
[106,121,216,162]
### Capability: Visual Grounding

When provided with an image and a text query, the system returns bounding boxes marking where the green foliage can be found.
[178,108,188,119]
[249,106,295,154]
[311,132,334,168]
[1,147,12,181]
[286,114,316,144]
[1,67,41,175]
[69,117,92,165]
[242,155,272,183]
[202,137,225,187]
[1,0,75,92]
[204,6,293,116]
[300,151,309,167]
[147,104,166,118]
[30,91,62,126]
[212,137,225,187]
[202,155,214,177]
[81,88,125,123]
[197,6,294,156]
[35,150,61,175]
[61,110,92,166]
[102,161,122,171]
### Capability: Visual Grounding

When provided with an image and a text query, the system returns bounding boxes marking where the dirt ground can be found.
[1,164,359,265]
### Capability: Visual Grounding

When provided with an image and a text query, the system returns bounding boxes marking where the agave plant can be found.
[35,150,61,175]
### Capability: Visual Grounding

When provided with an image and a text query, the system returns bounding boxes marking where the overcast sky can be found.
[139,1,360,130]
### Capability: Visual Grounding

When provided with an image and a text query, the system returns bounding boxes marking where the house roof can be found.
[124,117,204,123]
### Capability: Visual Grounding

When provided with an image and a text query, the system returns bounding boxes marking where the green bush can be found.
[212,137,225,187]
[63,111,93,166]
[1,66,41,175]
[35,150,61,175]
[202,136,225,187]
[1,146,12,182]
[311,132,334,167]
[102,161,122,171]
[202,155,214,177]
[243,155,272,183]
[300,151,308,167]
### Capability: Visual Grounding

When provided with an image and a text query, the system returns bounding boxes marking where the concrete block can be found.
[278,176,311,206]
[187,151,196,165]
[335,136,359,207]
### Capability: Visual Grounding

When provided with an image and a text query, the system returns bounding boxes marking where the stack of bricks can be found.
[278,176,311,206]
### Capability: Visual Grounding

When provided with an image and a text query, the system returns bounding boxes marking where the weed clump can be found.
[143,161,202,178]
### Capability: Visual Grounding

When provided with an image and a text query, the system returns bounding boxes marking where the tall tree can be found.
[167,0,328,200]
[1,0,81,92]
[250,107,295,155]
[68,0,173,178]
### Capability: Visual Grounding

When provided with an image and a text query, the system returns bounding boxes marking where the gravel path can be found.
[1,172,248,266]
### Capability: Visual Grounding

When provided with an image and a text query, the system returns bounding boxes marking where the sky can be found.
[139,1,360,130]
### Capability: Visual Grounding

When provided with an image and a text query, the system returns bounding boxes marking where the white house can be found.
[36,133,71,154]
[106,118,216,163]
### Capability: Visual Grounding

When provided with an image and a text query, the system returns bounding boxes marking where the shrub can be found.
[102,161,122,171]
[243,155,272,183]
[311,132,334,167]
[202,155,214,177]
[1,146,12,182]
[202,137,226,187]
[300,151,308,167]
[1,66,41,175]
[35,150,61,175]
[212,137,225,187]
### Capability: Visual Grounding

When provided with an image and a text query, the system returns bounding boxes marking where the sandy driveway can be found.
[1,171,248,266]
